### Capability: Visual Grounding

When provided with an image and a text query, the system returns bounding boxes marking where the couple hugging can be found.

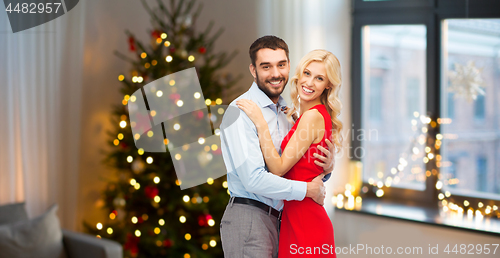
[219,35,343,257]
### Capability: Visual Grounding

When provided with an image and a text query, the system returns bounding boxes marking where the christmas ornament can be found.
[128,36,136,52]
[448,61,486,103]
[151,29,162,39]
[144,185,159,199]
[198,46,206,54]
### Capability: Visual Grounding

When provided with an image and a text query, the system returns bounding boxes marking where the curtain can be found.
[0,2,86,230]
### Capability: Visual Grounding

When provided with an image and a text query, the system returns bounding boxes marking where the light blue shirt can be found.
[220,82,307,211]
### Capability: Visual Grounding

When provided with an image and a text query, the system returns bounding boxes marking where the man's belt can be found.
[231,197,281,219]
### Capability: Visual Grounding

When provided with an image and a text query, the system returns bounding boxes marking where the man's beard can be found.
[255,71,288,100]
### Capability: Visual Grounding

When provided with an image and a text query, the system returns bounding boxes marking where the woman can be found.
[236,49,343,257]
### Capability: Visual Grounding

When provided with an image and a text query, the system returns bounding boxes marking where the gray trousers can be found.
[220,197,280,258]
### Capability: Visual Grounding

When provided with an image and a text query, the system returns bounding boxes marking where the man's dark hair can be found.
[249,35,290,66]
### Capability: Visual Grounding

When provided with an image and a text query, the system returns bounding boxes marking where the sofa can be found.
[0,202,123,258]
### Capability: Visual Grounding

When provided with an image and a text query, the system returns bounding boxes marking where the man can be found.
[219,35,335,258]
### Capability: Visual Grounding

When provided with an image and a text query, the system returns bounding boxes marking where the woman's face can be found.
[297,61,330,103]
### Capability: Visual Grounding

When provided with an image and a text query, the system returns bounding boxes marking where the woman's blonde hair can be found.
[287,49,343,152]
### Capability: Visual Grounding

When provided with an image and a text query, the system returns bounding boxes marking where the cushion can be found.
[0,204,67,258]
[0,202,28,225]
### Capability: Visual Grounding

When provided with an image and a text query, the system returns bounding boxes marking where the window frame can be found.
[351,0,500,207]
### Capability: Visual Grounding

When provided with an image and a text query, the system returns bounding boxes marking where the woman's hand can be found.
[236,99,266,128]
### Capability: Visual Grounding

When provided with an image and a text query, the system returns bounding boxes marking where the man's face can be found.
[250,48,290,101]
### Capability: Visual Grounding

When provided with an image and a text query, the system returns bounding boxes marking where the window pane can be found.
[362,25,427,190]
[440,19,500,198]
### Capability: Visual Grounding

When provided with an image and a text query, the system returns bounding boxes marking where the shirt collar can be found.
[249,82,287,108]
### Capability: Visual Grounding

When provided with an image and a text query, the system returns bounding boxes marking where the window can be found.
[441,18,500,200]
[361,24,427,192]
[351,0,500,230]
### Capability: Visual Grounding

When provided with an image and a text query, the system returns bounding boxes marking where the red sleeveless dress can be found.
[278,104,336,257]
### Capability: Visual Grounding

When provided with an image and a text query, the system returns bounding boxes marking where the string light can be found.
[154,176,160,184]
[194,92,201,99]
[166,55,173,62]
[96,223,103,230]
[179,216,186,223]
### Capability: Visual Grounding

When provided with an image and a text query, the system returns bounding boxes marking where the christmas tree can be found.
[84,0,240,257]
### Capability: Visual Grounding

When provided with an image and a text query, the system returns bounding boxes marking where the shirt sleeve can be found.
[220,107,307,201]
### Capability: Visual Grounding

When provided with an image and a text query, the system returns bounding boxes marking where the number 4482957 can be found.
[444,244,499,255]
[6,3,62,14]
